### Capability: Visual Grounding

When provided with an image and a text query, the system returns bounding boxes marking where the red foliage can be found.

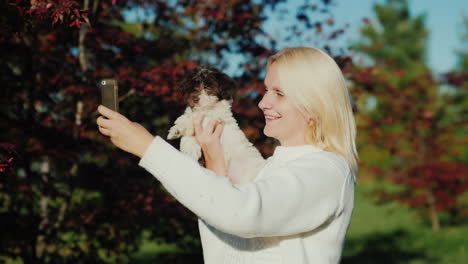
[0,143,16,177]
[0,0,342,261]
[0,157,14,173]
[444,71,468,87]
[393,69,404,77]
[349,63,467,219]
[139,61,197,101]
[404,162,468,211]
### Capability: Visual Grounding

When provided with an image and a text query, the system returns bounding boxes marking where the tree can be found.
[455,15,468,73]
[347,0,468,231]
[0,0,340,263]
[0,0,275,263]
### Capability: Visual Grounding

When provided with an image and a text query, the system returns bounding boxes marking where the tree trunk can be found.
[428,193,440,232]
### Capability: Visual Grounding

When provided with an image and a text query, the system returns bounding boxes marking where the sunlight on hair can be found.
[268,47,359,179]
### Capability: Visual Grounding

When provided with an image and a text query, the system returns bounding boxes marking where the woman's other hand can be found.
[193,114,227,177]
[97,105,154,158]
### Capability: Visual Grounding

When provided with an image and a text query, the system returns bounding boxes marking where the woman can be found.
[97,47,358,264]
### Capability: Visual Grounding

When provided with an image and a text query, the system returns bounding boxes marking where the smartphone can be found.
[100,78,119,112]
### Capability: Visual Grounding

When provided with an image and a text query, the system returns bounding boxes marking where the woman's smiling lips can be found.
[264,114,281,122]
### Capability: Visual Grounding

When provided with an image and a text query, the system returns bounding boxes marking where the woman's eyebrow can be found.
[272,87,283,92]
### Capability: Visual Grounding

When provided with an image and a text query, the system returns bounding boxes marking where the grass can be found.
[131,231,203,264]
[132,181,468,264]
[342,181,468,264]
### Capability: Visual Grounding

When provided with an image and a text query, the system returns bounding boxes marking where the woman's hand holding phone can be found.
[97,105,154,158]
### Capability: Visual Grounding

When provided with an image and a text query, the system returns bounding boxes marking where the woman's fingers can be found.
[192,115,223,141]
[97,116,113,129]
[193,114,205,136]
[95,106,154,158]
[205,120,217,134]
[213,121,224,138]
[98,125,111,136]
[97,105,121,120]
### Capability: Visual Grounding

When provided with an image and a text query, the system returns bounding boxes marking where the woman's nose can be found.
[258,93,271,110]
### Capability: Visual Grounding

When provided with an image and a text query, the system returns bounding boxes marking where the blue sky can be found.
[124,0,467,74]
[263,0,467,73]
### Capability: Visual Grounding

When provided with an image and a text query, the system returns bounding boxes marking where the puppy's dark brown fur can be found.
[177,66,237,107]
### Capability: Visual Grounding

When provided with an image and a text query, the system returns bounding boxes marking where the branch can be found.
[78,0,90,73]
[35,197,48,256]
[92,0,100,15]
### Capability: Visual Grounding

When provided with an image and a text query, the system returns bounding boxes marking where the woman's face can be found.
[258,63,310,146]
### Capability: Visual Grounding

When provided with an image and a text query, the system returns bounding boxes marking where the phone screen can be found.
[100,79,119,112]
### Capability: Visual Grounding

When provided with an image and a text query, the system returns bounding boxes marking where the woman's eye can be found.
[264,88,283,97]
[275,90,284,97]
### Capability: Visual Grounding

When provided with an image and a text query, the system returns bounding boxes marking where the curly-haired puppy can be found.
[167,66,265,186]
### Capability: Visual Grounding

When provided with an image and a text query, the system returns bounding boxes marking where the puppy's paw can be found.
[167,126,181,139]
[185,126,194,137]
[180,136,201,160]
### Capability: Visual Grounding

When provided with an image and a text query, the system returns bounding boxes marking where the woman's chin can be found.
[263,126,277,138]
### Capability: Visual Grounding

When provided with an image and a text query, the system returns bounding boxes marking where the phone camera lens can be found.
[101,80,106,85]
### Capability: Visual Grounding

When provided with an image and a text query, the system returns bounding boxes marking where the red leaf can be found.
[70,20,81,28]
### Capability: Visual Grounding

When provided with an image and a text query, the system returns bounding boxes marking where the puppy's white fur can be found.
[168,90,265,186]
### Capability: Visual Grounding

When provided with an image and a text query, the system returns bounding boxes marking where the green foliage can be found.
[456,15,468,73]
[351,0,429,84]
[348,0,468,231]
[343,182,468,264]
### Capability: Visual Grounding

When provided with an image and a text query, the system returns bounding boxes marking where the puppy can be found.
[167,66,265,186]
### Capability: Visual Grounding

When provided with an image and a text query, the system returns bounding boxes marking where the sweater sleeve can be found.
[139,136,350,238]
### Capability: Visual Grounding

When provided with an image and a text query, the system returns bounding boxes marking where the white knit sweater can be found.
[139,137,355,264]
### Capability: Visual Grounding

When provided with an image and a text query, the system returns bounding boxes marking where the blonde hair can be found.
[267,47,358,178]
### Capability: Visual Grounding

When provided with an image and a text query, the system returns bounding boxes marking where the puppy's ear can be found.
[218,71,238,101]
[177,66,203,97]
[177,67,207,107]
[203,66,237,101]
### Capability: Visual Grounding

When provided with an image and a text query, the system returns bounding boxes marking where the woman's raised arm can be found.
[139,137,352,238]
